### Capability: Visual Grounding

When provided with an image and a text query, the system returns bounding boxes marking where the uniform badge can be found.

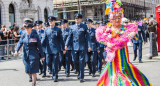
[30,38,37,42]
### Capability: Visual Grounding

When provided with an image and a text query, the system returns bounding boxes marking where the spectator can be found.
[0,27,6,59]
[142,18,149,41]
[19,26,25,35]
[8,26,15,55]
[13,26,20,42]
[147,20,158,59]
[13,26,21,52]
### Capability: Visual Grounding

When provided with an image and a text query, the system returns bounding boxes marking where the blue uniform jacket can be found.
[132,25,146,43]
[16,29,44,60]
[87,27,99,51]
[62,28,72,51]
[37,29,45,52]
[41,26,64,54]
[65,23,91,51]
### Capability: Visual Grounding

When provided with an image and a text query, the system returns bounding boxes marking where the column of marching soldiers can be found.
[33,13,107,83]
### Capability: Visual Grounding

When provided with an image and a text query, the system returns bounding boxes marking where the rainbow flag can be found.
[133,34,139,40]
[97,46,152,86]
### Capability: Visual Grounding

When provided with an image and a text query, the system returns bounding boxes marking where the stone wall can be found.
[0,0,53,29]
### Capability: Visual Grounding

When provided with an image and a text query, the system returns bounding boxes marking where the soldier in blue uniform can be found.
[85,19,99,77]
[41,16,65,82]
[65,13,91,82]
[15,19,45,86]
[132,21,147,63]
[93,21,104,74]
[60,19,73,77]
[36,20,47,77]
[44,22,50,28]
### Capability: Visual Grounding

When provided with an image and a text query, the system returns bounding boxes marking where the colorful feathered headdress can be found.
[105,0,124,19]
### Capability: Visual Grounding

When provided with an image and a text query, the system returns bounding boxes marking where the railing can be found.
[0,39,22,61]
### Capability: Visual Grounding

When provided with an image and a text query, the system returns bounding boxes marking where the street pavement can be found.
[0,43,160,86]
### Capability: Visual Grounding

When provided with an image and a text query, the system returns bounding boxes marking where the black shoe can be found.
[54,79,58,82]
[92,74,96,77]
[74,70,78,74]
[29,77,32,82]
[139,60,143,63]
[39,71,42,75]
[89,71,91,75]
[80,79,85,83]
[49,71,52,74]
[77,76,80,79]
[133,57,136,61]
[149,56,152,59]
[66,74,70,77]
[70,68,74,71]
[42,74,46,78]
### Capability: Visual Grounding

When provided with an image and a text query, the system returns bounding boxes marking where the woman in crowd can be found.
[15,19,45,86]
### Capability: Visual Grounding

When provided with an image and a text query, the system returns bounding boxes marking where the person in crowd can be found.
[85,18,98,77]
[36,20,46,77]
[65,13,91,82]
[147,20,158,59]
[132,20,147,63]
[13,26,21,43]
[15,19,45,86]
[19,26,25,35]
[96,1,151,85]
[60,19,73,77]
[142,18,149,41]
[41,16,65,82]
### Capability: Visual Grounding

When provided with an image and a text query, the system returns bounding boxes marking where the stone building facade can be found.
[0,0,53,28]
[53,0,160,21]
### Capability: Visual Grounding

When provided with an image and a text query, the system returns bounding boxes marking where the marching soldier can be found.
[15,19,45,86]
[60,19,73,77]
[44,22,50,28]
[41,16,65,82]
[65,13,91,82]
[36,20,47,77]
[93,21,104,74]
[85,19,99,77]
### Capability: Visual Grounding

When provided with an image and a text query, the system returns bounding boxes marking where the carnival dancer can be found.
[96,0,152,86]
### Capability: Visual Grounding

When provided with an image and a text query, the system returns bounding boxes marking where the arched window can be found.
[9,4,15,26]
[44,8,48,22]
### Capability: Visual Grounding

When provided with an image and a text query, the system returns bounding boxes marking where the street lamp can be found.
[78,0,81,14]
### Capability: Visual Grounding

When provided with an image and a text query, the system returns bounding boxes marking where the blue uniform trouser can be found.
[59,51,65,70]
[86,51,97,74]
[133,43,142,61]
[98,49,103,72]
[65,50,72,75]
[46,53,59,79]
[42,53,46,75]
[74,50,85,79]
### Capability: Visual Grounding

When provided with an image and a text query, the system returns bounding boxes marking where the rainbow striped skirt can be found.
[97,46,152,86]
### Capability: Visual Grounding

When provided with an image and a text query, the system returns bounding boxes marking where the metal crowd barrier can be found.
[0,39,22,61]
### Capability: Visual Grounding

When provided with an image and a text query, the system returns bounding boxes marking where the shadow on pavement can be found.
[0,69,18,71]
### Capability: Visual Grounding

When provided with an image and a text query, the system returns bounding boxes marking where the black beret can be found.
[48,16,56,21]
[74,13,82,19]
[86,19,93,24]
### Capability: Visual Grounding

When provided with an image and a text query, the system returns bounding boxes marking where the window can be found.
[9,4,15,26]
